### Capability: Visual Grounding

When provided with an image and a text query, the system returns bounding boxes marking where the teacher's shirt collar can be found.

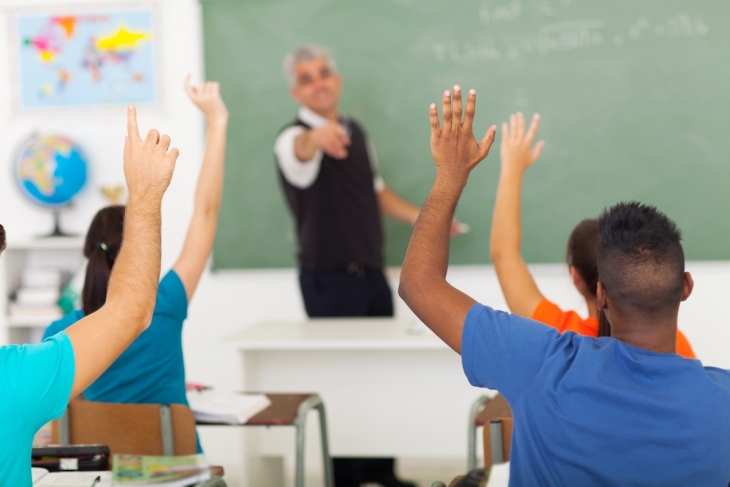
[298,106,348,129]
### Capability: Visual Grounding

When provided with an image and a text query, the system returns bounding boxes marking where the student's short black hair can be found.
[597,202,685,319]
[0,224,5,255]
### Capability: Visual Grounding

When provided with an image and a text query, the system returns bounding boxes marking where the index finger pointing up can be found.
[127,105,141,142]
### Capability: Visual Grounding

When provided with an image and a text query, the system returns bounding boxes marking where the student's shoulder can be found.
[704,366,730,391]
[153,269,188,320]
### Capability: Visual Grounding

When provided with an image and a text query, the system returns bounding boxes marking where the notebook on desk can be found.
[32,469,112,486]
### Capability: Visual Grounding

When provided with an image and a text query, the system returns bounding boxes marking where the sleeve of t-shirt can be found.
[153,270,188,323]
[1,331,75,432]
[461,302,567,401]
[274,126,323,189]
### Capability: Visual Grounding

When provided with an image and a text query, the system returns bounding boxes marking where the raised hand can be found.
[430,86,497,181]
[123,105,179,201]
[500,112,545,175]
[311,122,351,159]
[184,75,229,124]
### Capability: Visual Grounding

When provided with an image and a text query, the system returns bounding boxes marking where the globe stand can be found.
[42,210,76,238]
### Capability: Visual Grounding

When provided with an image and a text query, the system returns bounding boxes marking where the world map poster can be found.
[13,8,157,109]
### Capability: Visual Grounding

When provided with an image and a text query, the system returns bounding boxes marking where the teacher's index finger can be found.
[127,104,142,142]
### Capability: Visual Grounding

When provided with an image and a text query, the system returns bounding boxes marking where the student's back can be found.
[43,270,187,405]
[464,306,730,486]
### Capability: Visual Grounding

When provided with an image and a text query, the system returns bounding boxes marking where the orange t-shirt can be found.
[531,299,696,359]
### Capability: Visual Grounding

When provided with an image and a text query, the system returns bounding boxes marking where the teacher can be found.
[275,43,459,319]
[274,44,444,487]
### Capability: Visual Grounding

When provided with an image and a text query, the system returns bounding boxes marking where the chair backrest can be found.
[483,417,513,468]
[52,400,197,457]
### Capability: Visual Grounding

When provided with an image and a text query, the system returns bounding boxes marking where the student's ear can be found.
[681,272,694,302]
[570,266,588,296]
[596,282,608,310]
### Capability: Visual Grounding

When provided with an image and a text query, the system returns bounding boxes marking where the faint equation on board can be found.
[432,0,710,64]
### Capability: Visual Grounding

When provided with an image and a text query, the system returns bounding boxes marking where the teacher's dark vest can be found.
[276,118,384,272]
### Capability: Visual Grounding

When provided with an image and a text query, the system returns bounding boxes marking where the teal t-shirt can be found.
[0,332,75,485]
[43,270,200,452]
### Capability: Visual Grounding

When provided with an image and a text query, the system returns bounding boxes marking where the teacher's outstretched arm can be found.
[398,86,497,353]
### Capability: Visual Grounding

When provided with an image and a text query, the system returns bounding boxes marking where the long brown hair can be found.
[82,206,125,315]
[566,219,611,337]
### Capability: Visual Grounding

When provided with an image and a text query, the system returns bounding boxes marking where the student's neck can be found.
[585,296,599,319]
[609,315,677,354]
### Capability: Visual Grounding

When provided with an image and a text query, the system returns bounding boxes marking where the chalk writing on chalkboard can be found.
[433,12,709,64]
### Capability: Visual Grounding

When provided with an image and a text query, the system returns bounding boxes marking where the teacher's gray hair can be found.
[283,44,337,87]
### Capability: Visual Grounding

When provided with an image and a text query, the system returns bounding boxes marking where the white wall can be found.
[2,1,729,485]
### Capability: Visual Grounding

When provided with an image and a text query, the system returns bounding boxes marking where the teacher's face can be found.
[290,58,342,116]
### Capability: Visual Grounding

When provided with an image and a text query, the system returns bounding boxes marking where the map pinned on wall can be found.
[10,6,158,110]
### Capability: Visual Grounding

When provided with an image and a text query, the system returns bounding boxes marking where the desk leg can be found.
[467,395,489,471]
[294,395,334,487]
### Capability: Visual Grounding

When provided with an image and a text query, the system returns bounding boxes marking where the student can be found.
[399,86,730,485]
[0,107,179,484]
[43,79,227,451]
[489,114,696,358]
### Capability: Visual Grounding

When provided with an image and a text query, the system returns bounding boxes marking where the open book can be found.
[113,454,210,486]
[187,390,271,424]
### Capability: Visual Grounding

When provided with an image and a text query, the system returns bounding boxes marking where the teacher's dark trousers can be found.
[299,265,394,318]
[299,266,415,487]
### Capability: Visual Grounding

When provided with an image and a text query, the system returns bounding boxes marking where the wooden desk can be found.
[230,318,489,481]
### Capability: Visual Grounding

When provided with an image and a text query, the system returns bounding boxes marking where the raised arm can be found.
[65,106,178,397]
[399,86,496,353]
[172,78,228,301]
[489,113,546,318]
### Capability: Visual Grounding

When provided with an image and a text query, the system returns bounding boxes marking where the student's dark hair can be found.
[0,224,6,255]
[597,201,685,320]
[82,206,126,315]
[566,219,610,337]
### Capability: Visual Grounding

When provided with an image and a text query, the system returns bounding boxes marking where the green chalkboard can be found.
[204,0,730,269]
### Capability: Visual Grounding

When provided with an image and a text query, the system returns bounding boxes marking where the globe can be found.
[13,134,88,208]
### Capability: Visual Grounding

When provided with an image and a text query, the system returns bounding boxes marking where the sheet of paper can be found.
[34,471,112,486]
[486,462,510,487]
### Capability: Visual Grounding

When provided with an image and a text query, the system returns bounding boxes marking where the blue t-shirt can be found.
[0,332,75,485]
[462,303,730,487]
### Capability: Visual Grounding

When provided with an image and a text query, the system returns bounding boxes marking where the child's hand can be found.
[184,75,229,124]
[500,112,544,175]
[429,86,497,182]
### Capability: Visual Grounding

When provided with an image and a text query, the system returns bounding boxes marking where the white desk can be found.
[229,318,489,481]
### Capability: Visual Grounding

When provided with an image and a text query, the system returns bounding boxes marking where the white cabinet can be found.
[0,237,84,345]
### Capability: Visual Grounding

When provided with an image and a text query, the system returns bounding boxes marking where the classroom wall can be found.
[2,1,730,485]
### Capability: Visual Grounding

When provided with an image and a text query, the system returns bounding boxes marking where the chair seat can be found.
[474,395,512,427]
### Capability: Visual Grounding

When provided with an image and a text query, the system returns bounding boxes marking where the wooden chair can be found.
[53,400,197,456]
[467,394,512,470]
[483,417,512,468]
[52,401,225,478]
